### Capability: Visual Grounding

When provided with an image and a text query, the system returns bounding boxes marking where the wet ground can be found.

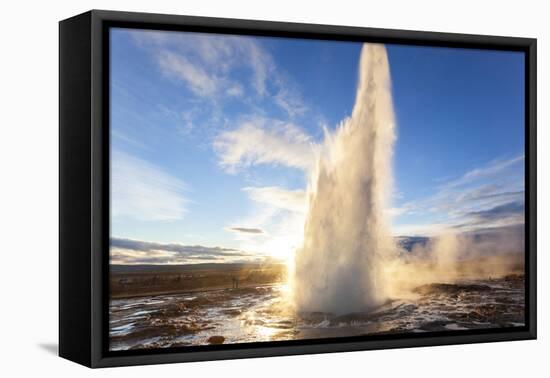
[109,275,525,351]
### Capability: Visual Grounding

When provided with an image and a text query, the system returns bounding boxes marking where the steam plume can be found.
[293,44,396,314]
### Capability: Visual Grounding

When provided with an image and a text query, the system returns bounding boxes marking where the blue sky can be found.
[109,28,525,264]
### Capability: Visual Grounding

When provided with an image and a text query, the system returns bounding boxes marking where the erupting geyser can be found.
[294,44,396,314]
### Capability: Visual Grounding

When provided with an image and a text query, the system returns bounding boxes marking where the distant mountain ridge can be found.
[395,236,430,252]
[110,262,279,273]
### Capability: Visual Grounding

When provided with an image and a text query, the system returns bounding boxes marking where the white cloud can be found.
[386,206,412,217]
[157,51,219,96]
[213,117,317,172]
[240,38,272,96]
[273,75,308,118]
[392,222,452,237]
[112,150,188,221]
[129,29,307,117]
[226,83,244,97]
[131,31,271,97]
[244,186,306,213]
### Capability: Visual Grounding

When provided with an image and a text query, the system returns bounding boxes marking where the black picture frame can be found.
[59,9,537,368]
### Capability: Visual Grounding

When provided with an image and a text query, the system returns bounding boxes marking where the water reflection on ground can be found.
[109,275,524,351]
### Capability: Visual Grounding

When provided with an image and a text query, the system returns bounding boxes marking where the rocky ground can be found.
[109,274,525,351]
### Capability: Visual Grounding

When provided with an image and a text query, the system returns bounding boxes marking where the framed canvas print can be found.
[59,10,537,368]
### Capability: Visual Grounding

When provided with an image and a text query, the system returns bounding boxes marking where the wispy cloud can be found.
[112,150,188,221]
[440,155,524,190]
[110,237,257,265]
[213,117,317,172]
[458,201,525,229]
[111,130,152,151]
[129,29,307,117]
[244,186,306,213]
[394,155,525,235]
[273,75,308,118]
[158,51,219,97]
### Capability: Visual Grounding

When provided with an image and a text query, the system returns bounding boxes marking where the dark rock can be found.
[503,274,524,282]
[418,320,449,331]
[207,336,225,344]
[413,283,492,296]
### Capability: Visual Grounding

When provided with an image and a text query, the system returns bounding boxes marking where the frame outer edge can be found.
[91,10,106,368]
[81,9,537,368]
[528,38,537,339]
[59,11,94,368]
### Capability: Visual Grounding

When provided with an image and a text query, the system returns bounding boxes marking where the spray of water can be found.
[293,44,396,314]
